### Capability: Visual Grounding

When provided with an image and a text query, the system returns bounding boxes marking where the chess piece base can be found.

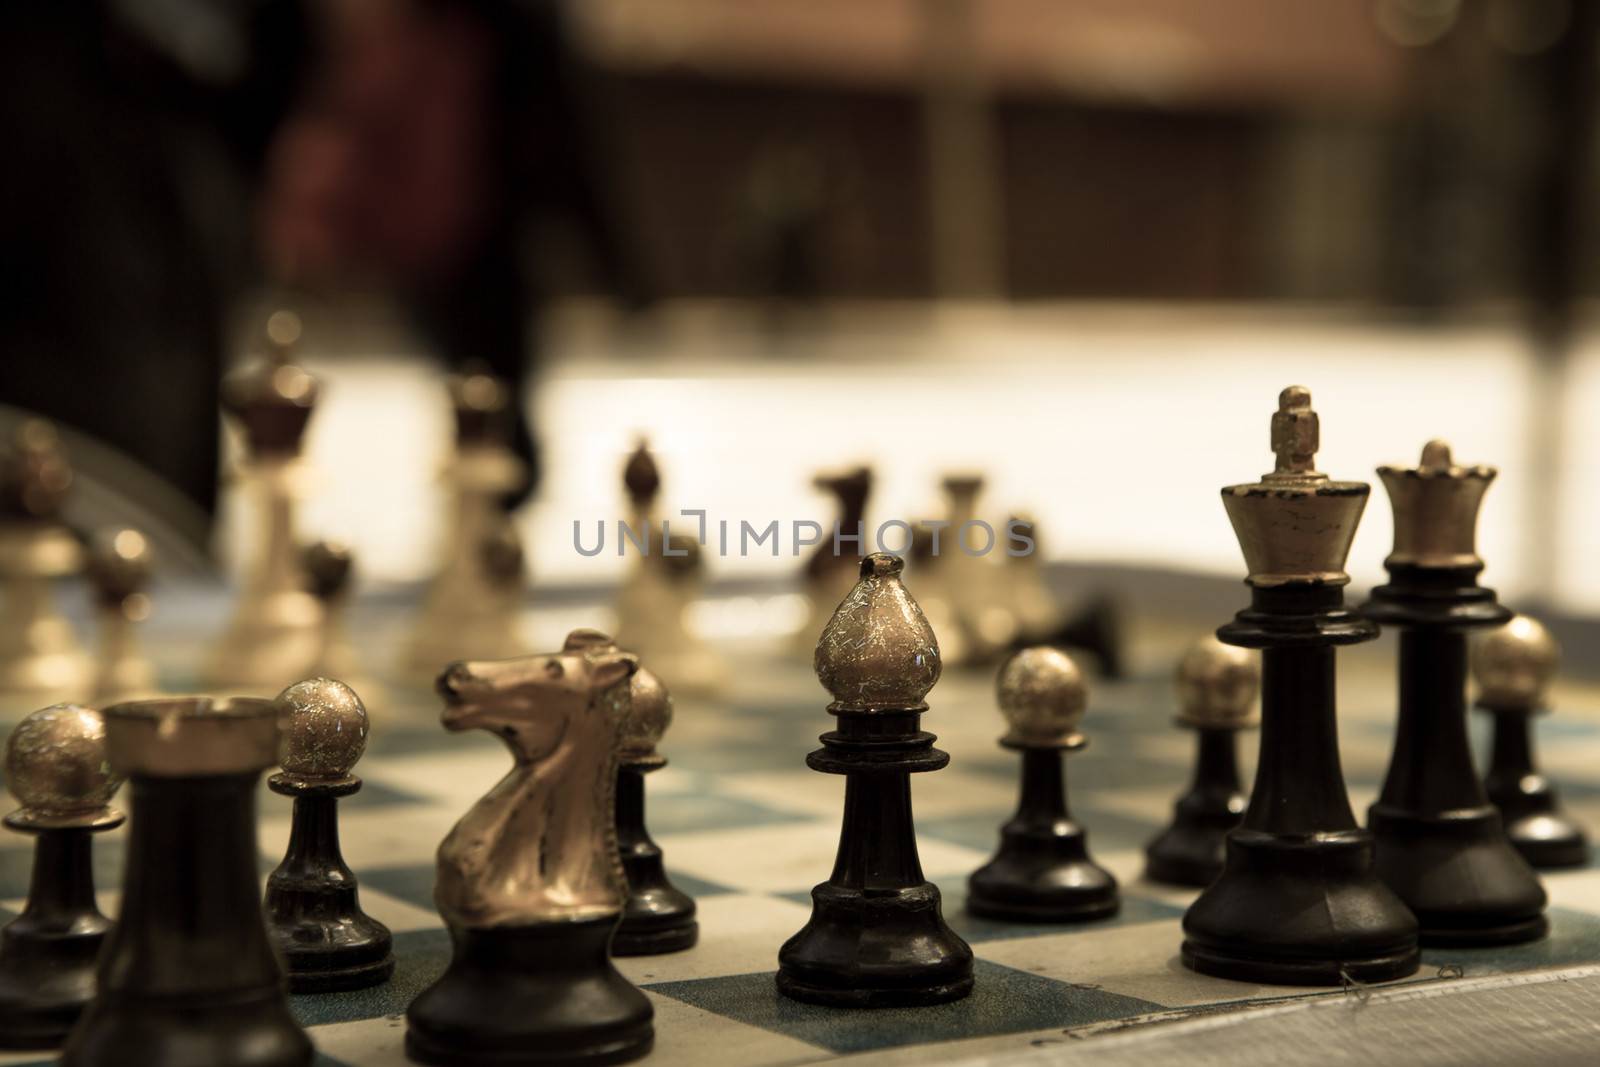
[1369,803,1548,946]
[777,881,974,1007]
[0,917,109,1049]
[1182,828,1420,987]
[968,824,1119,923]
[1144,813,1238,889]
[1504,813,1589,870]
[406,918,653,1067]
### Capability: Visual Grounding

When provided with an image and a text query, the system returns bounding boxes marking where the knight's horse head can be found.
[436,638,638,762]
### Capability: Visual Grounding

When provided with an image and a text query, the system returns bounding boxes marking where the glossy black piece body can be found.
[406,916,653,1067]
[1182,584,1420,986]
[1145,727,1245,888]
[0,827,114,1048]
[61,772,313,1067]
[613,762,697,956]
[969,747,1118,921]
[1480,698,1589,868]
[1364,565,1547,945]
[264,775,395,992]
[778,706,973,1006]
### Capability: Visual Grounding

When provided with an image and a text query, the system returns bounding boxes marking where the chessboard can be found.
[5,582,1600,1067]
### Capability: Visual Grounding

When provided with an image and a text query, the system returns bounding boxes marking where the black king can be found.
[1182,386,1420,986]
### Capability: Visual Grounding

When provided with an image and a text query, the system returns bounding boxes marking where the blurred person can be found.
[261,0,649,507]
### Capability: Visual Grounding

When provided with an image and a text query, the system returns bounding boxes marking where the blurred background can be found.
[4,0,1600,624]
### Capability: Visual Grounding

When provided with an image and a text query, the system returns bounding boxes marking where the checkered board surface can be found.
[6,591,1600,1066]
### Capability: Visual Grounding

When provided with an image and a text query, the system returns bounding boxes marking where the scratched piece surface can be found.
[4,584,1600,1066]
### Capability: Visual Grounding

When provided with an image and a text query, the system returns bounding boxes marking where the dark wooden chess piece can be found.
[407,636,652,1067]
[1473,615,1587,869]
[1182,387,1419,986]
[968,647,1118,922]
[62,696,313,1067]
[1363,441,1547,945]
[265,678,395,992]
[795,466,872,654]
[0,705,121,1048]
[1145,636,1258,888]
[609,649,697,955]
[778,553,974,1007]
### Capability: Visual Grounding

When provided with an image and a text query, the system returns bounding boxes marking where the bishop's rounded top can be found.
[4,704,123,831]
[1175,635,1259,728]
[1473,614,1559,710]
[624,439,660,507]
[0,419,73,521]
[996,646,1087,749]
[275,677,369,782]
[1376,438,1497,570]
[221,312,319,458]
[1221,386,1370,587]
[815,552,941,710]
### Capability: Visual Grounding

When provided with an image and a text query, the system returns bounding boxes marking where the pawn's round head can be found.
[274,678,369,781]
[5,704,122,828]
[996,646,1087,749]
[89,527,153,604]
[1474,615,1559,710]
[1175,636,1259,729]
[620,666,674,762]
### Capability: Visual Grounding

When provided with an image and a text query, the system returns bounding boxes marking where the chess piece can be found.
[560,631,697,955]
[205,312,324,690]
[303,541,380,702]
[87,527,159,705]
[0,420,92,704]
[794,466,872,652]
[777,553,974,1006]
[403,366,528,679]
[1364,441,1547,945]
[1182,386,1419,986]
[63,695,313,1067]
[1145,636,1258,888]
[406,639,653,1067]
[615,445,725,696]
[1474,615,1587,868]
[968,647,1118,922]
[1005,517,1126,678]
[264,678,394,992]
[0,705,121,1048]
[938,474,1017,665]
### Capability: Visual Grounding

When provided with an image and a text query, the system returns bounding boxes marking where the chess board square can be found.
[359,862,735,918]
[1422,907,1600,976]
[614,893,814,987]
[647,959,1165,1054]
[664,823,989,895]
[917,803,1160,857]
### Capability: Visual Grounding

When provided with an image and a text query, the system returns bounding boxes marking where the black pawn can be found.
[1145,637,1258,888]
[1363,442,1547,945]
[63,696,313,1067]
[778,554,973,1007]
[1474,615,1587,869]
[265,679,395,991]
[605,648,696,955]
[969,648,1117,922]
[0,705,122,1049]
[1183,386,1419,986]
